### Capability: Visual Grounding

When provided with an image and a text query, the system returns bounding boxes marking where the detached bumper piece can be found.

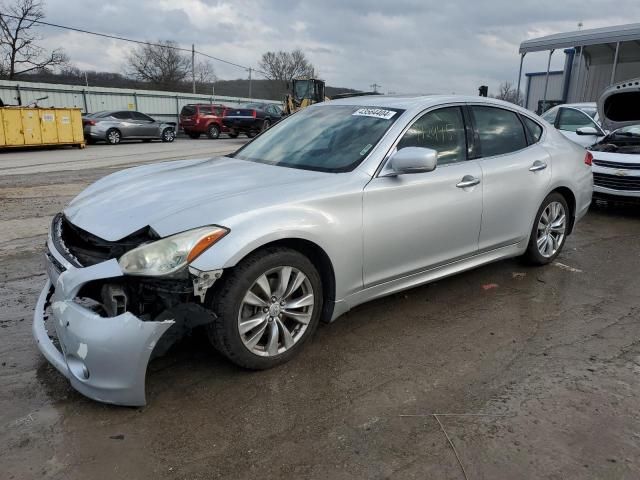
[33,234,174,406]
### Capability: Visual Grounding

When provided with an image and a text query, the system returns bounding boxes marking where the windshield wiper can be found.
[615,131,640,137]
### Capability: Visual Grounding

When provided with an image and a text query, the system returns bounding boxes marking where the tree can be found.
[493,81,523,106]
[0,0,68,79]
[126,40,190,89]
[195,59,216,85]
[258,49,316,82]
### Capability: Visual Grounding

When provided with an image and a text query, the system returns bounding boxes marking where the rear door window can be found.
[471,106,528,157]
[397,106,467,165]
[181,106,196,116]
[112,111,132,120]
[199,106,213,115]
[557,108,596,132]
[521,116,543,144]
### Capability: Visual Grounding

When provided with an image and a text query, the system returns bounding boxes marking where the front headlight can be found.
[118,226,228,276]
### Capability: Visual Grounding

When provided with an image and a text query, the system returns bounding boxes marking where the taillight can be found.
[84,119,96,126]
[252,110,257,118]
[584,151,593,166]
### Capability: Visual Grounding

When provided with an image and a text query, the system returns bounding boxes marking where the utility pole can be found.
[248,68,252,99]
[370,83,380,93]
[191,44,196,94]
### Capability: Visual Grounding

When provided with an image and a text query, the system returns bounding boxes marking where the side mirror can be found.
[388,147,438,175]
[576,126,603,136]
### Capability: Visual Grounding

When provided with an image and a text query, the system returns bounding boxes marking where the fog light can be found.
[67,356,90,380]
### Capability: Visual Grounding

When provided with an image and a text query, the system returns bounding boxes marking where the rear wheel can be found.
[207,247,323,369]
[261,119,271,132]
[105,128,121,145]
[207,124,220,139]
[524,192,569,265]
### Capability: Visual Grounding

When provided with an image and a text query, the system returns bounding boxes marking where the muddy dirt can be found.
[1,144,639,479]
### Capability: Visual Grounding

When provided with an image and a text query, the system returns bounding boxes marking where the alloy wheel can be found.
[536,201,566,258]
[237,266,315,357]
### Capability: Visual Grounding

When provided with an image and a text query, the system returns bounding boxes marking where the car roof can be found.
[323,94,536,117]
[557,102,597,109]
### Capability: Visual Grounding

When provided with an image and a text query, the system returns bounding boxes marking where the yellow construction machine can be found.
[283,78,328,115]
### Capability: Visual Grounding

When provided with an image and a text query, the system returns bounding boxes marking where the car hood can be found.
[64,157,334,241]
[598,78,640,129]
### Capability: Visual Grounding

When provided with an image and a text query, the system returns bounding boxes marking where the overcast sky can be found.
[41,0,638,96]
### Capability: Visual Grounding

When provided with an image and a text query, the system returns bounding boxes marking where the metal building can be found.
[0,80,279,125]
[517,23,640,113]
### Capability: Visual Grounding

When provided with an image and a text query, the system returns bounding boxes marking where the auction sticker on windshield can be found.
[352,108,397,120]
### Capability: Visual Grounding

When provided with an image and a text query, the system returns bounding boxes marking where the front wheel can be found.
[161,128,176,142]
[524,193,569,265]
[207,247,323,369]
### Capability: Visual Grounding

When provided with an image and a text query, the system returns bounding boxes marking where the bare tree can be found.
[0,0,68,79]
[195,59,216,85]
[258,49,315,82]
[126,40,190,89]
[492,81,523,106]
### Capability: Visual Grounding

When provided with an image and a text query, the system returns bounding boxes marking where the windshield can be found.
[578,106,598,118]
[233,105,404,172]
[613,125,640,137]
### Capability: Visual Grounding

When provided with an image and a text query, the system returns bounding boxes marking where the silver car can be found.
[34,95,592,405]
[83,110,176,145]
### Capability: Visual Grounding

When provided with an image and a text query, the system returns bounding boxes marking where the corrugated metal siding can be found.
[569,60,640,102]
[0,80,280,124]
[525,73,564,111]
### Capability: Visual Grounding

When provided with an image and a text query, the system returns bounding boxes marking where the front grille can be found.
[593,159,640,170]
[593,172,640,191]
[52,213,158,267]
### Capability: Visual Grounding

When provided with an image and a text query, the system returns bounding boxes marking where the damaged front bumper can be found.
[33,233,175,406]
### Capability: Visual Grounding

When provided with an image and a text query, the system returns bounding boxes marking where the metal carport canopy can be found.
[519,23,640,53]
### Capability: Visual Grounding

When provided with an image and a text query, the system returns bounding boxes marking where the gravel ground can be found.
[0,141,639,480]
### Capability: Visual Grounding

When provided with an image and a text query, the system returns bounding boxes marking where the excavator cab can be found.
[284,78,326,115]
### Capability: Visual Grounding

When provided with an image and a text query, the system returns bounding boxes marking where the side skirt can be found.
[329,241,526,322]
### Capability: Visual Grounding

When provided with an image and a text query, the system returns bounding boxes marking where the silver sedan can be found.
[35,95,592,405]
[83,110,176,145]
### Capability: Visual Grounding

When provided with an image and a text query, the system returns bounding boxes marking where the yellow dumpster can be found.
[0,107,85,149]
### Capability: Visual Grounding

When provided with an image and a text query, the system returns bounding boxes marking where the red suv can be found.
[179,104,230,139]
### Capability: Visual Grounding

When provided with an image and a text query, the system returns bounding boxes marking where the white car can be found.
[589,79,640,201]
[541,102,606,148]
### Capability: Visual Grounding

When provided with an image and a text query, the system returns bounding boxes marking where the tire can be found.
[207,124,220,139]
[105,128,121,145]
[246,130,256,138]
[228,130,239,139]
[206,247,323,370]
[161,128,176,142]
[187,131,201,139]
[524,192,569,265]
[261,119,271,132]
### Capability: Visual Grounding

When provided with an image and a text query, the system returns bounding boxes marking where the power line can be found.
[0,12,266,75]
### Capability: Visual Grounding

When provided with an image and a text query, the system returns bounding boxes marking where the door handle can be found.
[529,161,547,172]
[456,175,481,188]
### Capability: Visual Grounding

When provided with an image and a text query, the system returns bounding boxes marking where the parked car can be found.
[179,103,229,139]
[83,110,176,145]
[588,79,640,202]
[541,102,606,148]
[34,95,592,406]
[222,102,284,138]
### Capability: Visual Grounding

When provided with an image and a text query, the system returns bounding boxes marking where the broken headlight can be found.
[118,226,228,276]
